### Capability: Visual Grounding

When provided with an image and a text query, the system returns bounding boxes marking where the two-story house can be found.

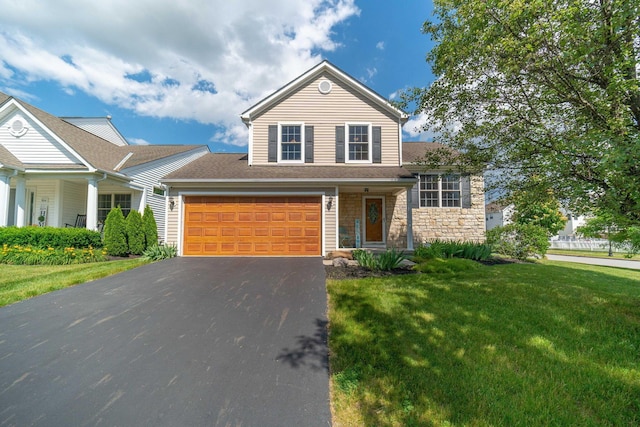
[161,61,485,256]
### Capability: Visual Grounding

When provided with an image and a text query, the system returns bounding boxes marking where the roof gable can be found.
[0,99,88,168]
[241,61,408,123]
[63,117,129,146]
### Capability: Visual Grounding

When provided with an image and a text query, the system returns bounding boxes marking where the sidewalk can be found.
[546,254,640,270]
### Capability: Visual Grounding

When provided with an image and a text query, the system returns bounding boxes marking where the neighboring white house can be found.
[0,92,209,240]
[485,202,513,231]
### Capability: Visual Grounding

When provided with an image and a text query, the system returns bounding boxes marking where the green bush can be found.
[0,226,102,249]
[103,207,128,256]
[413,240,492,261]
[126,210,145,255]
[352,248,407,271]
[142,205,158,249]
[0,244,107,265]
[486,223,550,260]
[142,244,177,261]
[414,257,485,274]
[377,248,407,271]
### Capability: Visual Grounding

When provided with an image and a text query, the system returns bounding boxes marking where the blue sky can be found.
[0,0,436,152]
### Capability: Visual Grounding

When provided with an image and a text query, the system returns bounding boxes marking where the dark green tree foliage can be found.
[126,209,145,255]
[403,0,640,224]
[142,204,158,249]
[103,206,128,257]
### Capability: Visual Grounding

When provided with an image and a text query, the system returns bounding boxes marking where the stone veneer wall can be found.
[390,175,486,246]
[338,192,400,248]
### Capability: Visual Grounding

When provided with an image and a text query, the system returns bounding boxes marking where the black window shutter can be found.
[305,126,314,163]
[461,175,472,208]
[411,174,420,209]
[268,125,277,163]
[335,126,345,163]
[372,126,382,163]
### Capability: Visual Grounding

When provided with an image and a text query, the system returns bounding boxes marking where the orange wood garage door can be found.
[183,196,322,256]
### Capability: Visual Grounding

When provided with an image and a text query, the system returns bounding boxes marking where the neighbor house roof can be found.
[0,92,208,173]
[241,61,409,124]
[162,153,415,183]
[0,144,24,170]
[402,141,456,164]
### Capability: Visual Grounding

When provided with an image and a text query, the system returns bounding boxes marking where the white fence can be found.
[550,238,624,253]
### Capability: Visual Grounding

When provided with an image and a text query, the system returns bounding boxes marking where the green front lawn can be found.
[328,261,640,426]
[0,258,149,307]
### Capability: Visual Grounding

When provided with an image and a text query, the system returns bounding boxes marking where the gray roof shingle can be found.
[163,153,415,182]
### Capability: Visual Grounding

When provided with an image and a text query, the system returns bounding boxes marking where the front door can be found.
[363,196,384,245]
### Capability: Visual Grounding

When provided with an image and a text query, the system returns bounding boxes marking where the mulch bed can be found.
[324,265,417,280]
[325,257,519,280]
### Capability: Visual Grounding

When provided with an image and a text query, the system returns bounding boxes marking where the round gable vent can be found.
[318,79,332,94]
[9,118,28,137]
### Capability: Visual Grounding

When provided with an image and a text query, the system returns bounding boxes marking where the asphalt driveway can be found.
[0,257,331,426]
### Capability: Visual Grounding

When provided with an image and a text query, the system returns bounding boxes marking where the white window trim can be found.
[418,174,461,208]
[97,192,133,222]
[278,122,305,163]
[345,122,372,164]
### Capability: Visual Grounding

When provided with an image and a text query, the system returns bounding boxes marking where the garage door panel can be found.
[183,196,322,256]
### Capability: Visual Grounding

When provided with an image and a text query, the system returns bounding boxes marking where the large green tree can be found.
[404,0,640,223]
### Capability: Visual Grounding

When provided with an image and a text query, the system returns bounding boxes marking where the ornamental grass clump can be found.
[0,244,107,265]
[142,244,177,261]
[352,248,407,271]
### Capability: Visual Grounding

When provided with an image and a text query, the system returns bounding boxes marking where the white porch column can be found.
[14,176,26,227]
[406,188,414,251]
[0,173,10,227]
[86,178,98,231]
[139,188,147,213]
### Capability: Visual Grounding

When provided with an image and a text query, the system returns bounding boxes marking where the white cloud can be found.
[128,138,151,146]
[0,0,359,146]
[376,41,385,50]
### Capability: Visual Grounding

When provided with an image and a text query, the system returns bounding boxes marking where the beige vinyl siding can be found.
[0,111,79,164]
[251,72,401,166]
[325,188,337,252]
[165,196,180,247]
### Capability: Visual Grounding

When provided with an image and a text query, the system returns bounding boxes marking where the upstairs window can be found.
[347,124,371,162]
[419,174,461,207]
[279,124,303,162]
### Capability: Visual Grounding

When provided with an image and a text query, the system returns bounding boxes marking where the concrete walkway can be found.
[546,254,640,270]
[0,257,331,427]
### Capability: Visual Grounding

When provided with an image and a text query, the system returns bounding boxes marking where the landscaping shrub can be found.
[103,207,128,256]
[0,226,102,249]
[486,223,550,260]
[125,210,145,255]
[142,205,158,249]
[0,244,107,265]
[413,239,492,261]
[142,244,177,261]
[413,257,484,274]
[352,248,407,271]
[377,248,407,271]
